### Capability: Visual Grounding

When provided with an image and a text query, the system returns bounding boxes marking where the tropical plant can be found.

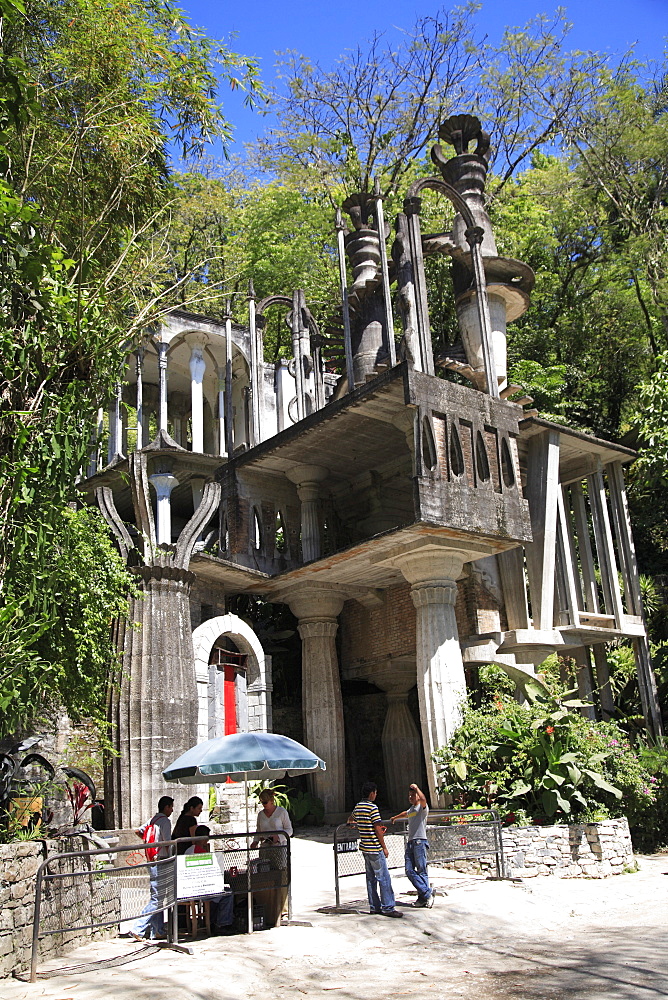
[434,678,641,824]
[287,788,325,825]
[249,780,291,811]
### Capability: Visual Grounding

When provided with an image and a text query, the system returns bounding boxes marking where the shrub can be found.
[434,691,661,845]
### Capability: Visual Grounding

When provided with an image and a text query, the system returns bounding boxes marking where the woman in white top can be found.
[250,789,293,926]
[252,788,293,846]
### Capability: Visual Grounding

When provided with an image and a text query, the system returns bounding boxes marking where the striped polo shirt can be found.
[352,799,382,853]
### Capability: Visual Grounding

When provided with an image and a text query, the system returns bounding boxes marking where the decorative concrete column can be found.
[382,693,423,811]
[368,659,422,812]
[285,464,329,563]
[282,585,346,820]
[389,543,471,805]
[149,471,179,545]
[189,339,207,453]
[97,456,221,828]
[216,366,226,457]
[157,341,169,433]
[107,380,124,463]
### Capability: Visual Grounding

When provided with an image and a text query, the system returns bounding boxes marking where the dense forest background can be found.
[2,0,668,740]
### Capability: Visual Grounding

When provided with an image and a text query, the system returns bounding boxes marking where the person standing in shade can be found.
[131,795,174,941]
[391,783,434,908]
[172,796,203,854]
[349,782,403,918]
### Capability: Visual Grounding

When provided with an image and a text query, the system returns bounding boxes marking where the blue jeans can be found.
[363,851,396,912]
[405,839,431,901]
[134,862,170,938]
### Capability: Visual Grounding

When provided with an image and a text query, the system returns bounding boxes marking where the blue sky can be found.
[179,0,668,159]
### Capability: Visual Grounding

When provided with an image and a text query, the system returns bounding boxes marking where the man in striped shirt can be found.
[349,782,403,918]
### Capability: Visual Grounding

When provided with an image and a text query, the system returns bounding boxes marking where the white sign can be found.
[176,853,227,900]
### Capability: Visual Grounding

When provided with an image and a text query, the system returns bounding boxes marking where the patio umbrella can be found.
[162,732,326,786]
[162,732,326,934]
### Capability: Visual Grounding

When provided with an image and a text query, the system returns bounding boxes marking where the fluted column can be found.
[189,339,207,453]
[285,464,329,563]
[382,693,422,812]
[149,472,179,545]
[283,586,346,819]
[389,544,470,805]
[97,458,221,828]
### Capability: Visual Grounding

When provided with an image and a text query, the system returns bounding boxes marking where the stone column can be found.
[282,586,346,820]
[368,660,422,812]
[189,340,207,453]
[285,464,328,563]
[157,341,169,433]
[97,456,221,829]
[382,693,423,811]
[389,544,471,805]
[149,472,179,545]
[108,380,124,463]
[216,366,226,457]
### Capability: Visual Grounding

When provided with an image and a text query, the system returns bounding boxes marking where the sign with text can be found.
[176,853,226,900]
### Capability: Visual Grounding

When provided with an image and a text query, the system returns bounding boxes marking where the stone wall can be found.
[440,818,634,879]
[503,818,634,878]
[0,838,120,979]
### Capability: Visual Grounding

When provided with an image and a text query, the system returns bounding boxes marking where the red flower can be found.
[545,726,555,735]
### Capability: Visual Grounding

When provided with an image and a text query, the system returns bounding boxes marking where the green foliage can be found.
[0,508,138,736]
[164,174,339,339]
[0,0,260,735]
[249,781,291,811]
[287,788,325,825]
[248,780,324,824]
[434,691,659,834]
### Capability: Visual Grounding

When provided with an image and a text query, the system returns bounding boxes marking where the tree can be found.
[0,0,263,734]
[163,172,340,341]
[257,8,607,200]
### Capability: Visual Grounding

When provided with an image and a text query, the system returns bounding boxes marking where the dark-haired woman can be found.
[172,796,203,855]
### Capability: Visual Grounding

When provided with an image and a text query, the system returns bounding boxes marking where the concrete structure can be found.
[80,114,662,826]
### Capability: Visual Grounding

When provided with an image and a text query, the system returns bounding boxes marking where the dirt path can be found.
[5,838,667,1000]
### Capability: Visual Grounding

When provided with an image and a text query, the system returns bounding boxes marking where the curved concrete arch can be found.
[192,613,271,744]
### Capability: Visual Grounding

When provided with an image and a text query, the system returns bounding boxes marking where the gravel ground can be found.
[5,834,667,1000]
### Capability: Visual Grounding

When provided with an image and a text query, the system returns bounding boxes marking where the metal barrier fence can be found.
[333,823,406,909]
[333,808,505,908]
[29,832,292,981]
[426,808,506,878]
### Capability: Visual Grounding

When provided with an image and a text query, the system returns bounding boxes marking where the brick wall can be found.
[340,584,417,670]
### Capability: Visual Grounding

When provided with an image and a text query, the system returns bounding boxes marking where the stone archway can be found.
[192,613,272,744]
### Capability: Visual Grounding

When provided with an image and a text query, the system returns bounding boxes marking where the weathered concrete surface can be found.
[6,833,667,1000]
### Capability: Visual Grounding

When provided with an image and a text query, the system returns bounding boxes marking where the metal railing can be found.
[333,808,505,909]
[29,831,292,981]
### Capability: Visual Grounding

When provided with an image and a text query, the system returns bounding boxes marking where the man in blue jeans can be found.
[391,783,434,908]
[349,782,403,918]
[131,795,174,940]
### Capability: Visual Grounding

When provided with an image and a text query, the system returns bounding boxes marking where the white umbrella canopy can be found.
[162,732,326,934]
[162,732,326,785]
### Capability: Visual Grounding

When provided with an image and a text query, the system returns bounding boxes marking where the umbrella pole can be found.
[245,773,253,934]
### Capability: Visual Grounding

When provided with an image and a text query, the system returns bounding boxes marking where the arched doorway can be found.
[192,613,271,745]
